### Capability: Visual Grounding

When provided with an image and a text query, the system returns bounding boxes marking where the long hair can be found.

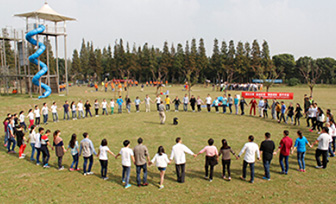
[69,134,77,149]
[29,125,35,134]
[158,146,165,156]
[53,130,61,141]
[220,139,229,150]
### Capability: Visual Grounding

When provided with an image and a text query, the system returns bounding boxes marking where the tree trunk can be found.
[310,86,313,97]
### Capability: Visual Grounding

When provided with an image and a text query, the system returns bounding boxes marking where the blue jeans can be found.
[332,137,336,152]
[36,148,41,164]
[122,166,131,186]
[78,110,85,119]
[64,111,70,120]
[83,155,93,173]
[71,153,79,169]
[4,132,8,145]
[72,111,77,119]
[43,114,48,124]
[183,103,188,111]
[118,105,122,113]
[136,164,148,185]
[30,143,36,161]
[52,113,58,121]
[263,159,271,179]
[297,152,306,170]
[7,137,16,152]
[175,104,179,111]
[242,160,255,182]
[328,143,335,157]
[279,154,289,173]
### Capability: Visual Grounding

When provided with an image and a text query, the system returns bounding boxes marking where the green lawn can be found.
[0,84,336,203]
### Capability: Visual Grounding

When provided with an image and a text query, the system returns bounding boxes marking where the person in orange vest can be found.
[146,81,149,87]
[105,82,108,92]
[165,80,168,85]
[135,81,138,86]
[94,83,98,91]
[111,82,115,91]
[150,81,152,86]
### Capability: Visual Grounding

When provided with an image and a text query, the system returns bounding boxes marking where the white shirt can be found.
[51,105,57,113]
[34,109,40,117]
[119,147,134,167]
[29,130,36,143]
[258,100,265,108]
[317,133,332,150]
[238,142,260,163]
[35,133,41,148]
[72,104,76,111]
[151,153,170,168]
[156,97,161,104]
[144,97,151,105]
[42,106,48,115]
[330,124,336,137]
[110,101,115,108]
[19,114,25,122]
[308,107,318,117]
[317,113,325,122]
[78,102,83,111]
[205,97,212,104]
[27,112,34,120]
[99,145,110,160]
[183,97,189,104]
[102,101,107,109]
[170,143,194,165]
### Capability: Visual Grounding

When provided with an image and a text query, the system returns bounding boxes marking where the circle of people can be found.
[3,94,336,189]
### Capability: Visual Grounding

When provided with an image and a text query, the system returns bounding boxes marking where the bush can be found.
[288,78,300,86]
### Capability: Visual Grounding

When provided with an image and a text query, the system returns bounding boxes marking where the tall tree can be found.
[71,49,81,80]
[297,57,321,96]
[210,39,221,84]
[197,38,208,83]
[79,39,89,79]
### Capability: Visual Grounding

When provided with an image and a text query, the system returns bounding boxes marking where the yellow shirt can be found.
[165,98,170,104]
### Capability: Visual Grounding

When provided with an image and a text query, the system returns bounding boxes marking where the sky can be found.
[1,0,335,59]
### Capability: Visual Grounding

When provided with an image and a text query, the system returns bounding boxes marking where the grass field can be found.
[0,84,336,204]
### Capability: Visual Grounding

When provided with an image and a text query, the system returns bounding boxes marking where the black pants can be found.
[307,117,317,128]
[191,104,195,111]
[207,104,211,112]
[40,145,50,166]
[58,156,63,169]
[215,106,219,112]
[279,113,286,122]
[85,110,92,117]
[240,105,245,115]
[317,121,324,131]
[95,109,99,115]
[294,115,301,125]
[222,159,231,177]
[228,104,232,113]
[205,156,216,180]
[222,105,227,113]
[197,105,201,112]
[166,104,170,111]
[315,149,328,168]
[276,112,280,120]
[35,117,40,125]
[175,163,186,183]
[157,104,160,111]
[263,110,268,118]
[136,105,139,112]
[100,160,108,178]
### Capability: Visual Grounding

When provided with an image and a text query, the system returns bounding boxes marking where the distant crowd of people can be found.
[2,93,336,189]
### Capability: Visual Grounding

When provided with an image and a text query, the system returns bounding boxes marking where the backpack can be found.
[173,117,178,125]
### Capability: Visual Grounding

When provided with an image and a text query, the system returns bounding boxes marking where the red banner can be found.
[241,92,294,100]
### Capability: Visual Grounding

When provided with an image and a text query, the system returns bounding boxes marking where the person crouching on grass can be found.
[115,140,135,189]
[150,146,171,190]
[196,138,219,182]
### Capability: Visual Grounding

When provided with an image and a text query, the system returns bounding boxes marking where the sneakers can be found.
[204,176,209,180]
[103,177,109,180]
[83,173,87,176]
[22,154,26,157]
[142,183,148,186]
[87,172,94,175]
[75,168,80,171]
[159,185,164,190]
[240,176,246,181]
[58,166,64,171]
[36,163,40,166]
[19,156,25,159]
[122,180,125,184]
[209,179,213,182]
[125,184,132,189]
[228,177,231,181]
[43,164,50,168]
[262,177,270,181]
[69,168,74,171]
[315,166,323,169]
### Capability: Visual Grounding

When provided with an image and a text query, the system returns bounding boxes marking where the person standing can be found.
[292,130,311,172]
[304,96,311,118]
[133,138,150,187]
[170,137,195,183]
[63,100,70,120]
[286,103,294,124]
[67,134,80,171]
[27,125,36,161]
[205,94,212,113]
[227,94,233,114]
[249,97,257,116]
[34,127,44,165]
[102,99,108,115]
[239,97,248,115]
[84,100,92,117]
[311,127,332,169]
[51,102,59,122]
[125,95,132,114]
[117,96,124,114]
[79,132,97,175]
[259,132,275,181]
[258,97,265,117]
[196,96,204,112]
[219,139,238,181]
[196,138,218,182]
[172,96,181,112]
[165,95,171,111]
[307,103,317,130]
[94,99,99,117]
[110,99,115,115]
[278,101,287,123]
[115,140,135,189]
[238,135,260,183]
[40,129,53,168]
[134,97,141,113]
[271,99,277,119]
[41,103,49,124]
[71,101,77,120]
[263,99,269,118]
[222,94,228,114]
[26,110,34,130]
[6,118,16,153]
[97,139,115,180]
[34,105,41,126]
[16,125,26,159]
[213,97,219,113]
[144,95,153,112]
[274,130,293,174]
[150,146,171,190]
[19,111,27,132]
[183,94,189,112]
[155,95,161,111]
[294,103,303,126]
[189,95,196,112]
[158,101,166,124]
[77,100,85,119]
[53,130,66,170]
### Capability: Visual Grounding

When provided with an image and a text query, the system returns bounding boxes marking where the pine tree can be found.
[197,38,208,83]
[79,39,89,79]
[71,49,81,80]
[210,39,221,83]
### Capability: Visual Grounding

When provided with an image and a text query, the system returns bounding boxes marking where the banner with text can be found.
[241,92,294,100]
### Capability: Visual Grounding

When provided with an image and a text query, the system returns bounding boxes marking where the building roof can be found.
[14,2,76,22]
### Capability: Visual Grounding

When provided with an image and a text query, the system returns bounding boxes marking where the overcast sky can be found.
[1,0,335,59]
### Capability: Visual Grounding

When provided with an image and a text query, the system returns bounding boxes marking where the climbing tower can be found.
[14,2,76,98]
